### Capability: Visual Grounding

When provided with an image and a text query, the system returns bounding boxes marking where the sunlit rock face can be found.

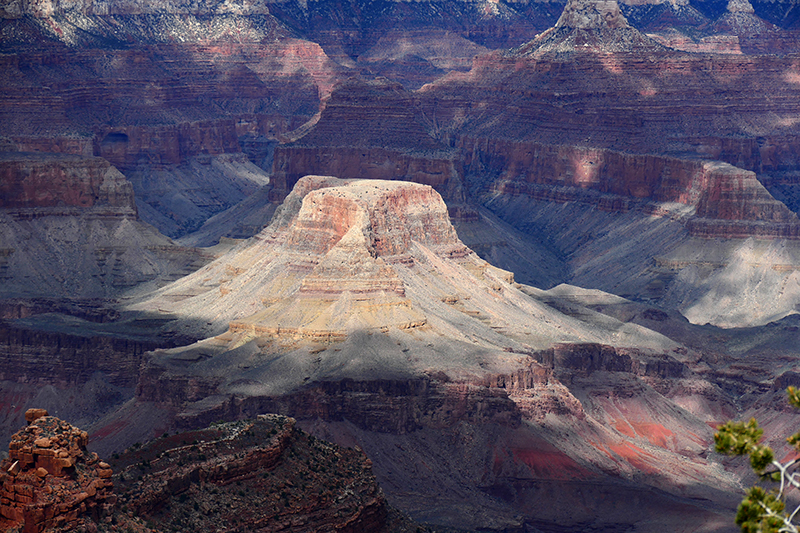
[514,0,665,53]
[557,0,629,29]
[122,176,754,531]
[136,175,649,347]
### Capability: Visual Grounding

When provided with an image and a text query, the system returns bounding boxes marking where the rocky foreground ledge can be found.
[0,409,115,533]
[0,409,416,533]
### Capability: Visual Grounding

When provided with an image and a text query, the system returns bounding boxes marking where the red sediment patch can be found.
[629,422,674,448]
[613,420,636,439]
[780,451,800,463]
[511,448,592,480]
[90,418,128,440]
[612,418,676,448]
[0,396,27,416]
[605,442,659,474]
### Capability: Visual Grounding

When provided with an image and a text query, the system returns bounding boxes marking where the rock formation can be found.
[134,176,674,347]
[0,8,340,238]
[4,0,800,530]
[0,153,136,215]
[0,151,212,453]
[0,409,115,533]
[0,409,417,533]
[397,0,800,326]
[514,0,665,54]
[120,176,755,531]
[111,414,409,533]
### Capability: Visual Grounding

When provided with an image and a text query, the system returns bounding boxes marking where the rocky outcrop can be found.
[0,409,115,533]
[0,409,406,533]
[514,0,666,54]
[689,161,800,238]
[111,414,400,533]
[413,36,800,240]
[0,151,213,299]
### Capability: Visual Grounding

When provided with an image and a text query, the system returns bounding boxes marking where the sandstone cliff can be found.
[461,139,800,239]
[0,153,136,215]
[272,78,464,203]
[133,176,675,348]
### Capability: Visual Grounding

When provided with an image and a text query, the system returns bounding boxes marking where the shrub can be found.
[715,387,800,533]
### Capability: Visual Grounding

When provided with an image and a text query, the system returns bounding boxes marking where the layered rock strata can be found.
[462,139,800,239]
[271,78,464,203]
[0,409,115,533]
[0,153,136,216]
[111,414,398,533]
[0,152,210,299]
[125,176,749,530]
[134,175,673,347]
[517,0,666,53]
[0,12,341,237]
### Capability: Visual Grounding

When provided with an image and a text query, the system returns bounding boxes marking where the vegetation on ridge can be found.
[715,387,800,532]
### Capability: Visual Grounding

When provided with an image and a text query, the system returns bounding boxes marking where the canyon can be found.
[2,0,800,531]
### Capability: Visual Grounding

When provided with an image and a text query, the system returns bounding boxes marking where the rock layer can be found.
[111,414,397,533]
[0,151,211,299]
[271,78,464,203]
[0,12,341,237]
[134,175,674,350]
[462,139,800,239]
[0,153,135,216]
[0,410,411,533]
[123,176,754,530]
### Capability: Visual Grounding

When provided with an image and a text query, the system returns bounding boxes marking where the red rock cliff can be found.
[460,137,800,238]
[271,77,464,201]
[0,153,136,216]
